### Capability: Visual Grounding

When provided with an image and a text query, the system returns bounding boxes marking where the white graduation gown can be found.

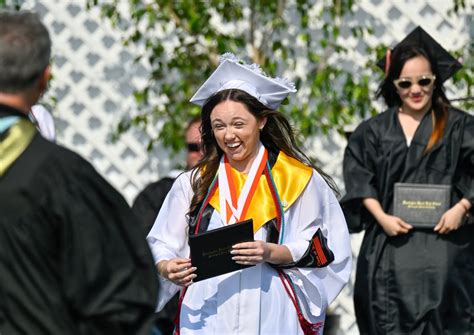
[147,169,351,335]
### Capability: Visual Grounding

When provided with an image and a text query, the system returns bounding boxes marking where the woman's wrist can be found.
[371,208,389,226]
[265,243,292,265]
[456,200,471,215]
[362,198,387,223]
[157,260,169,278]
[374,211,388,224]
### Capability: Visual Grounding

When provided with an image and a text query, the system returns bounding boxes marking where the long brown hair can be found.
[188,88,338,218]
[376,45,450,151]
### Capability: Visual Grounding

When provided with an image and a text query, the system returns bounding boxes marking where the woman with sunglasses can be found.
[341,26,473,334]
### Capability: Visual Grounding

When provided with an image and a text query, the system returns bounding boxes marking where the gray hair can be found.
[0,11,51,93]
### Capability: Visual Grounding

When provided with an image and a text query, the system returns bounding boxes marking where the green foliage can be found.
[0,0,23,9]
[88,0,384,151]
[449,0,467,14]
[2,1,469,153]
[447,1,474,111]
[451,47,474,111]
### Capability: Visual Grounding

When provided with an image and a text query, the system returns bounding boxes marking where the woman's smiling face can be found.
[396,55,434,114]
[210,100,266,173]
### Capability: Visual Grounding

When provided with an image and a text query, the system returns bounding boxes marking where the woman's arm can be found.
[146,172,194,310]
[157,258,196,287]
[286,171,352,315]
[231,241,292,265]
[434,198,472,234]
[458,198,472,213]
[435,112,474,234]
[362,197,413,236]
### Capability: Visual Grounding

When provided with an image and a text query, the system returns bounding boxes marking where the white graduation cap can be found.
[190,53,296,110]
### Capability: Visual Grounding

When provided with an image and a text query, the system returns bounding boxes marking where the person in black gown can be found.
[341,26,473,334]
[133,117,203,235]
[0,11,158,334]
[132,117,203,335]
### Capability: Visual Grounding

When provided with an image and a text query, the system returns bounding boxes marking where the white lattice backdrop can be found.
[19,1,472,334]
[21,0,184,203]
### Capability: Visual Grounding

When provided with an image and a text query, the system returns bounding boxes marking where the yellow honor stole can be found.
[210,151,313,233]
[0,118,37,176]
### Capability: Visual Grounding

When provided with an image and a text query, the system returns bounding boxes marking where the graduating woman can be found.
[341,27,474,334]
[147,53,351,334]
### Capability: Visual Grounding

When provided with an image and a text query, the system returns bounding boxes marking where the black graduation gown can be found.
[341,107,474,335]
[132,177,175,235]
[0,107,158,334]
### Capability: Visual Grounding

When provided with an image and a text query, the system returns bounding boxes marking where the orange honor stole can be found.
[211,146,313,233]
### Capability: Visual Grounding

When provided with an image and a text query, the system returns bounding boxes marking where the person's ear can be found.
[258,116,267,131]
[38,65,51,93]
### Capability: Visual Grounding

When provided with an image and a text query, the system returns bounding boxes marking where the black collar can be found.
[0,104,30,119]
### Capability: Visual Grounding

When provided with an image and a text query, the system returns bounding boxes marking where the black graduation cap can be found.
[377,26,463,82]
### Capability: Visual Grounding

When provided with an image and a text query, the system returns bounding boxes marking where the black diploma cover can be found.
[189,219,255,282]
[393,183,451,228]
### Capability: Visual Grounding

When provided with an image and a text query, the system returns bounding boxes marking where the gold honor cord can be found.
[0,118,37,176]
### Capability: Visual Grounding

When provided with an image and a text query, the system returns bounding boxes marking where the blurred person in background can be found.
[0,10,158,335]
[133,117,203,334]
[133,117,203,235]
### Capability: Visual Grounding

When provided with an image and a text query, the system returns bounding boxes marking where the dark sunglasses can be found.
[393,75,436,90]
[187,142,201,152]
